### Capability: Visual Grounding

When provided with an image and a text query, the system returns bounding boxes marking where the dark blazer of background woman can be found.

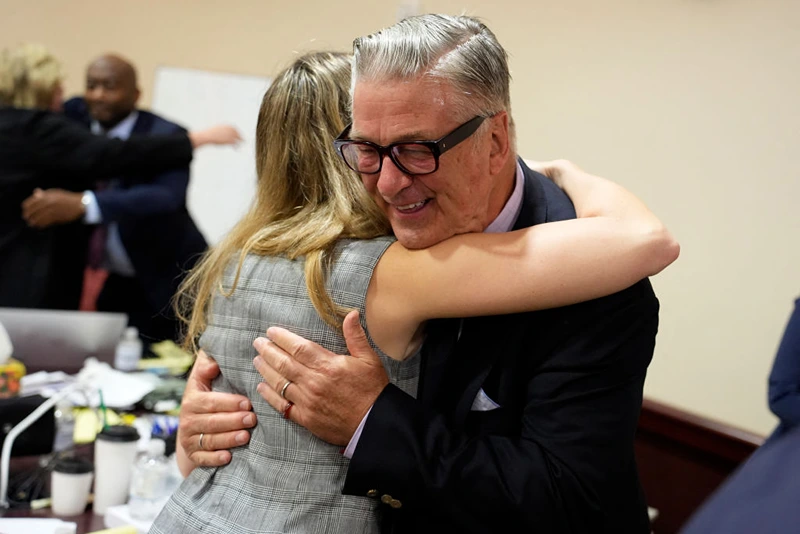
[0,106,192,309]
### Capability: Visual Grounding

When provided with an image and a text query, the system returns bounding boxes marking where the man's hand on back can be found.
[252,311,389,446]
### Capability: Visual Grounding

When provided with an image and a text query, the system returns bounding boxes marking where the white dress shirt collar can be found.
[91,110,139,140]
[484,160,525,234]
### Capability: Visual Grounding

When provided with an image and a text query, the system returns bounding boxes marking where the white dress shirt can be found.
[81,111,139,277]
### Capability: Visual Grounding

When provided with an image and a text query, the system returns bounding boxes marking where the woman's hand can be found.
[523,158,576,190]
[188,125,242,148]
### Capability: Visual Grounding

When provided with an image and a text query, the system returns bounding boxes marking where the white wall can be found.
[484,0,800,436]
[3,0,799,435]
[151,66,270,244]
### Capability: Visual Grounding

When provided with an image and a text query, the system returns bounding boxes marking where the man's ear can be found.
[133,87,141,106]
[488,111,511,175]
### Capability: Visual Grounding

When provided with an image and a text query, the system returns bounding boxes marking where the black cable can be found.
[5,449,76,509]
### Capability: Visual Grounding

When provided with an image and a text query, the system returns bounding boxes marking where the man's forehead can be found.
[353,77,451,105]
[86,58,135,83]
[351,78,456,141]
[87,64,120,81]
[349,123,432,143]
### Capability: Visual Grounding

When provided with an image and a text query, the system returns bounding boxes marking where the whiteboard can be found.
[152,66,271,245]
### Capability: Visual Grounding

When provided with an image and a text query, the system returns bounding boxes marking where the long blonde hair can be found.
[0,43,62,108]
[177,51,390,351]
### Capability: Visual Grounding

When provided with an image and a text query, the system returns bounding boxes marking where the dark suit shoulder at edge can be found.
[137,110,187,134]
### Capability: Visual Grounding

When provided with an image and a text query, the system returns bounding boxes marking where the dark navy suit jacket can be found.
[344,160,657,533]
[681,424,800,534]
[680,298,800,532]
[63,97,207,314]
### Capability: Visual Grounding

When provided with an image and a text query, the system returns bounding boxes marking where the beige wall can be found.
[3,0,799,436]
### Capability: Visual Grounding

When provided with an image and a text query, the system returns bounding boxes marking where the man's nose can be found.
[86,87,105,100]
[376,155,413,198]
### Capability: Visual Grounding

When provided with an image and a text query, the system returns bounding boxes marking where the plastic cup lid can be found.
[96,425,140,442]
[53,456,93,474]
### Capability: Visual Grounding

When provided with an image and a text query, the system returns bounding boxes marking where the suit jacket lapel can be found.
[418,318,462,408]
[449,160,550,423]
[131,111,153,135]
[513,160,548,231]
[117,111,153,187]
[450,317,500,422]
[419,160,553,418]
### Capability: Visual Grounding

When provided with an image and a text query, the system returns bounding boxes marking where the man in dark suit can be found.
[22,55,207,342]
[176,15,668,533]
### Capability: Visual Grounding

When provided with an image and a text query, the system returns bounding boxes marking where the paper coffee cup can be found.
[93,425,140,515]
[51,456,93,516]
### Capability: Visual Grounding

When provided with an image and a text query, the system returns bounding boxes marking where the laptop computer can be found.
[0,308,128,375]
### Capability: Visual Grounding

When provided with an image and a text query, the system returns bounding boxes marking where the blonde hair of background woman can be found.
[0,43,62,108]
[176,51,390,350]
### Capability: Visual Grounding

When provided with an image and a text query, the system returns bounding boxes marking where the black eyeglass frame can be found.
[333,115,487,176]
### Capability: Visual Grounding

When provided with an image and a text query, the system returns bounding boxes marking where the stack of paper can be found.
[0,517,77,534]
[19,360,159,409]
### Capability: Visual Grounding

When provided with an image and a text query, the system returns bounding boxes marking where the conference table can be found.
[2,501,105,533]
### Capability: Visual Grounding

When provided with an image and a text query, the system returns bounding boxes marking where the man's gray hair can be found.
[352,14,512,123]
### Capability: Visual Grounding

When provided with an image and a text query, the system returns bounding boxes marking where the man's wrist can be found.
[188,131,204,148]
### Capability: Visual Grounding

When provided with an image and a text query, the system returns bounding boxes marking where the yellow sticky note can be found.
[73,408,123,443]
[73,409,100,443]
[139,340,194,375]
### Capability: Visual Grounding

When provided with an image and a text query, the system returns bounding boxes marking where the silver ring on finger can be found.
[199,432,205,450]
[280,379,292,399]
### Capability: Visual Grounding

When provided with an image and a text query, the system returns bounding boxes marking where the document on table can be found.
[0,517,77,534]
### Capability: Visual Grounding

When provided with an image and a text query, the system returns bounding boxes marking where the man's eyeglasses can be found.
[333,115,487,176]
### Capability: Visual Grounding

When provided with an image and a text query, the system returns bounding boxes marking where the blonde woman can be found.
[0,43,239,308]
[152,51,677,533]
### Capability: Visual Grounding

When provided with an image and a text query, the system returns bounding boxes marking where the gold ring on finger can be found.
[280,380,292,399]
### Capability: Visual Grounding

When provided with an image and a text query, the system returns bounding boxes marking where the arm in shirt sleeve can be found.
[93,167,189,223]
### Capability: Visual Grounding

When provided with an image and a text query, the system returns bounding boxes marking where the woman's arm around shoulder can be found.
[365,160,679,359]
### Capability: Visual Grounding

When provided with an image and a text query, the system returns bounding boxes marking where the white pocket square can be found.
[470,388,502,411]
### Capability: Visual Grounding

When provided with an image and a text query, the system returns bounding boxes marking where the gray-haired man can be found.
[179,14,658,533]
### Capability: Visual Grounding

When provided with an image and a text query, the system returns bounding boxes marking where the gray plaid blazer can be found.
[150,237,419,534]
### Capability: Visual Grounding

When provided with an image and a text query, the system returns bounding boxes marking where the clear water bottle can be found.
[114,326,142,371]
[52,400,75,452]
[128,438,170,521]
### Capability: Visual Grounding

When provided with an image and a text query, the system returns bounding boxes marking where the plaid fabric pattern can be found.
[150,237,419,534]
